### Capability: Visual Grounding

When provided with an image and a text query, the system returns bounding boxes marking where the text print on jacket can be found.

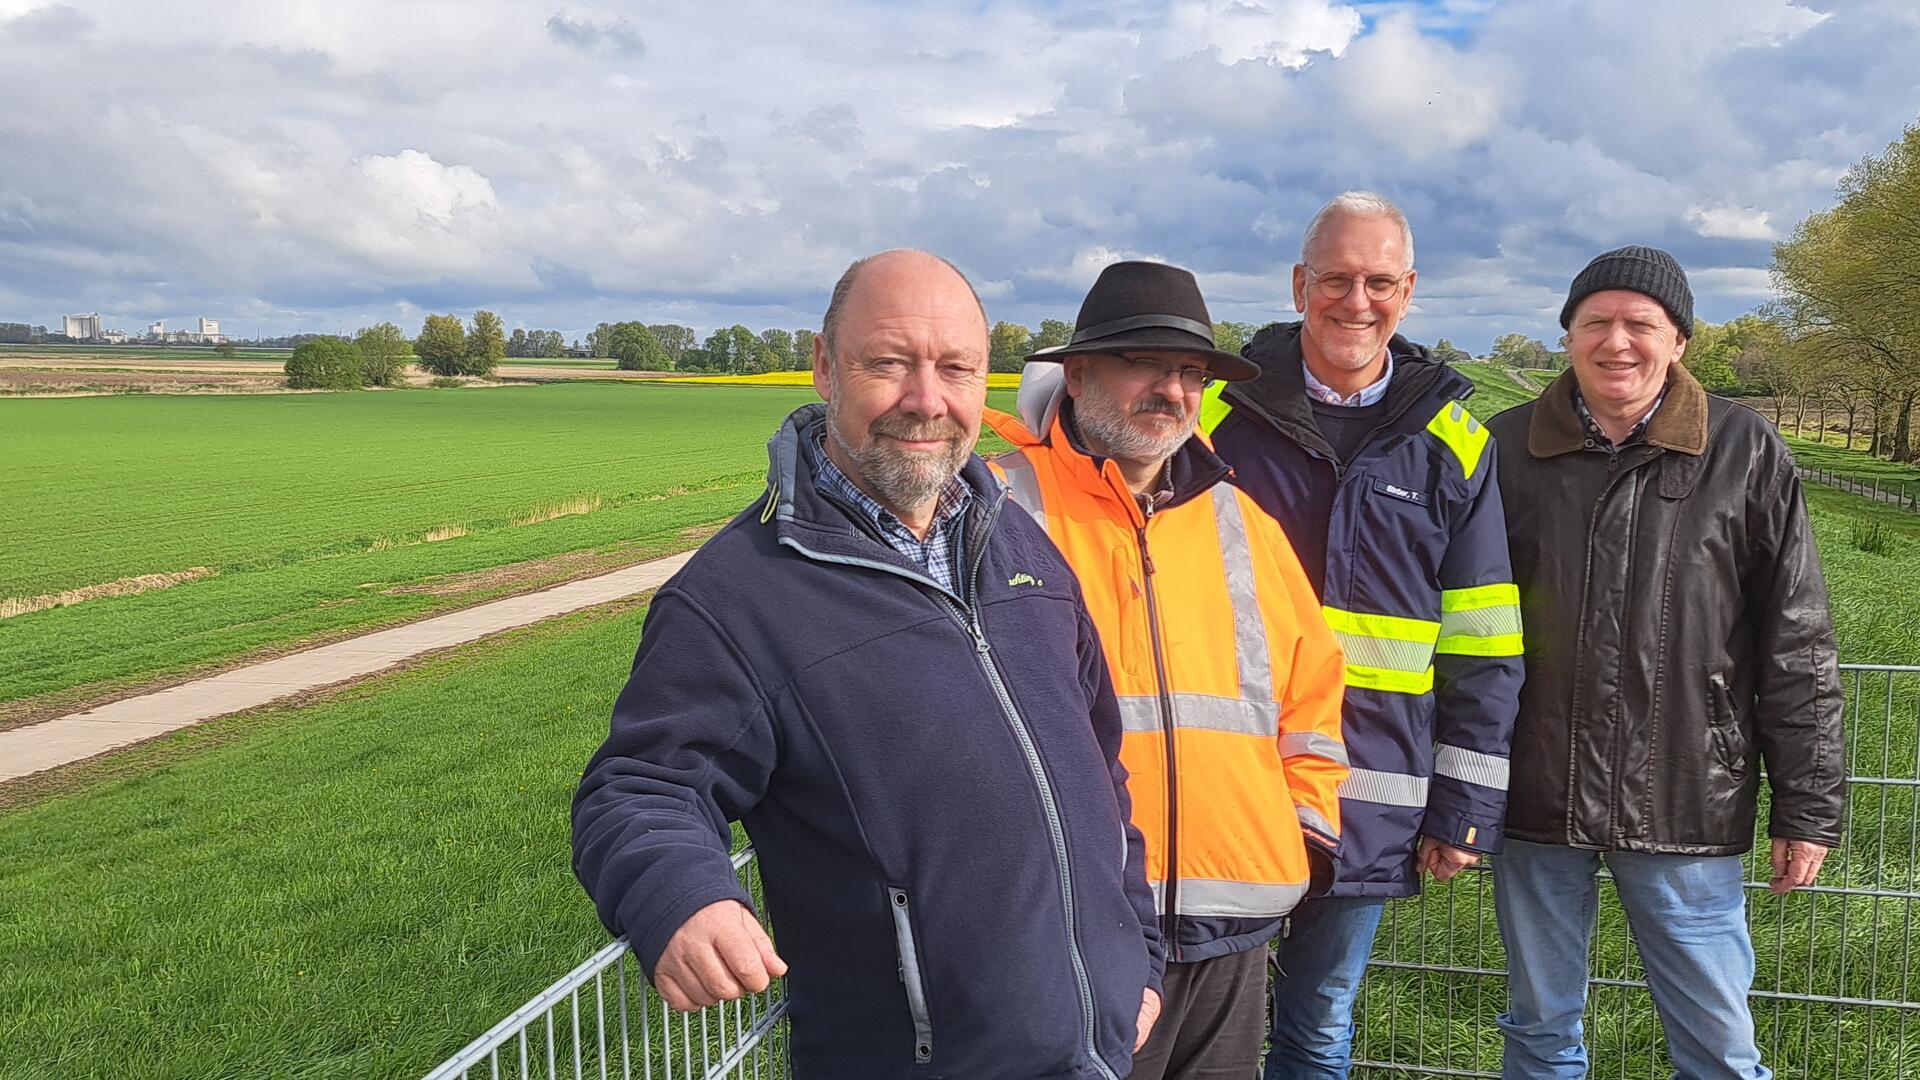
[572,404,1163,1080]
[1200,323,1523,897]
[985,368,1349,965]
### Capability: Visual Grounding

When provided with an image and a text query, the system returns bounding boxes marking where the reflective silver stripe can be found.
[996,451,1047,532]
[1149,877,1309,919]
[1277,731,1349,767]
[1118,692,1277,737]
[1338,767,1430,807]
[1210,484,1273,704]
[1296,803,1338,841]
[1438,604,1522,639]
[1435,744,1511,791]
[1328,629,1435,674]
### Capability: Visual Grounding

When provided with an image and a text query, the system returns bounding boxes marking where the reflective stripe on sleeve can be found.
[1338,767,1430,807]
[1436,583,1522,657]
[1277,731,1349,766]
[1435,744,1511,790]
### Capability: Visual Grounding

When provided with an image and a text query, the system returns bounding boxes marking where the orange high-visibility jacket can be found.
[985,375,1348,963]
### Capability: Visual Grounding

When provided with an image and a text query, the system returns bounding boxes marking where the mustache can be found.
[870,415,965,444]
[1132,396,1185,418]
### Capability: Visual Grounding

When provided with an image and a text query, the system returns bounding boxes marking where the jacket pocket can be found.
[1707,673,1748,781]
[888,886,935,1065]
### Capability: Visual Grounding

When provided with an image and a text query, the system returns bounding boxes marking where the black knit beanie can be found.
[1559,245,1694,339]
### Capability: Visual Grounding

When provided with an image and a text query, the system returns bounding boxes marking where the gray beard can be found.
[826,395,971,514]
[1074,377,1194,465]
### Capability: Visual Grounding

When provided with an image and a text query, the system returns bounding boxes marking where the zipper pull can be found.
[1137,528,1156,575]
[972,623,990,653]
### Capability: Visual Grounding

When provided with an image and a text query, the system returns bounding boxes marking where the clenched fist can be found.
[653,900,788,1011]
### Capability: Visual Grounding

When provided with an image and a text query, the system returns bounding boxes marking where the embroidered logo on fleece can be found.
[1007,573,1044,588]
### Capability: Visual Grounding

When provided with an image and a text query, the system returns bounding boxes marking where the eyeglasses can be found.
[1110,354,1216,391]
[1305,267,1411,302]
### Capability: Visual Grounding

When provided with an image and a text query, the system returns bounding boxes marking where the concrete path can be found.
[0,549,697,784]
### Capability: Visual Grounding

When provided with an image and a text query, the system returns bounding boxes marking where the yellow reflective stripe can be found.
[1322,606,1439,645]
[1435,632,1524,657]
[1437,584,1523,657]
[1440,582,1519,611]
[1426,400,1489,480]
[1198,380,1233,435]
[1343,663,1435,695]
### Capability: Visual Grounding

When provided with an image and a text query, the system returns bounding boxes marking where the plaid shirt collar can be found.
[808,432,972,591]
[1303,352,1394,407]
[1573,384,1668,450]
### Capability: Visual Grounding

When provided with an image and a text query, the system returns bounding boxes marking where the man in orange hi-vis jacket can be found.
[985,260,1348,1080]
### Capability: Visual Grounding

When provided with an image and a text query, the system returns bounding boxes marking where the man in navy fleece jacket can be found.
[573,249,1164,1079]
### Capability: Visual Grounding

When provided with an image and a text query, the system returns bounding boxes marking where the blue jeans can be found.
[1493,839,1770,1080]
[1263,896,1387,1079]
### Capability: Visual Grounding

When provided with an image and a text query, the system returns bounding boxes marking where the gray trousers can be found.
[1127,946,1268,1079]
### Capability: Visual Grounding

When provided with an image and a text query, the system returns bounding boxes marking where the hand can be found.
[1417,836,1481,883]
[1769,838,1830,895]
[653,900,788,1011]
[1134,987,1161,1052]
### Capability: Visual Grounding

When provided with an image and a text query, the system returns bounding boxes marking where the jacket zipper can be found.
[1133,506,1183,963]
[1574,446,1654,844]
[937,507,1119,1080]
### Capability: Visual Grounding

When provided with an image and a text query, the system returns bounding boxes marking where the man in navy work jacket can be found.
[572,248,1164,1080]
[1198,192,1522,1078]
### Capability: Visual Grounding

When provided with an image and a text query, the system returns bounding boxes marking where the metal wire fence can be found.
[431,665,1916,1079]
[423,848,790,1080]
[1354,663,1920,1077]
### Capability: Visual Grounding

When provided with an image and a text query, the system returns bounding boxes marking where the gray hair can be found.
[1300,191,1415,272]
[820,248,988,360]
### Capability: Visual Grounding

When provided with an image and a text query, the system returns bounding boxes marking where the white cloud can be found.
[0,0,1913,349]
[1688,204,1778,241]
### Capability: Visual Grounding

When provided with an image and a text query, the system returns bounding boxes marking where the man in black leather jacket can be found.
[1485,246,1843,1080]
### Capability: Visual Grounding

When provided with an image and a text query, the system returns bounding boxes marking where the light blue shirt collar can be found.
[1303,352,1393,407]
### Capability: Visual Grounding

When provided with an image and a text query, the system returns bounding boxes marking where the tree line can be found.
[1765,118,1920,459]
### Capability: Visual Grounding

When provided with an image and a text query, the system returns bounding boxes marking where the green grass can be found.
[0,597,648,1079]
[0,384,800,707]
[1788,435,1920,498]
[1453,362,1540,418]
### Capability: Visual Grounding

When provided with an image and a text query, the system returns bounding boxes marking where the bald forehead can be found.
[842,252,987,329]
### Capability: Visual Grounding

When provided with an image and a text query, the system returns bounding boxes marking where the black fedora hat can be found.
[1027,260,1260,382]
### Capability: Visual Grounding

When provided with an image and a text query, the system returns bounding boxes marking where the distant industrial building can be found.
[198,318,220,338]
[64,313,102,340]
[149,321,165,338]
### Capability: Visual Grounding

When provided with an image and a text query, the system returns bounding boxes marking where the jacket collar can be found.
[761,403,1006,591]
[982,383,1231,526]
[1528,364,1709,458]
[1223,321,1464,447]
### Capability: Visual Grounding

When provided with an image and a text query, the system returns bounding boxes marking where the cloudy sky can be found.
[2,0,1915,351]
